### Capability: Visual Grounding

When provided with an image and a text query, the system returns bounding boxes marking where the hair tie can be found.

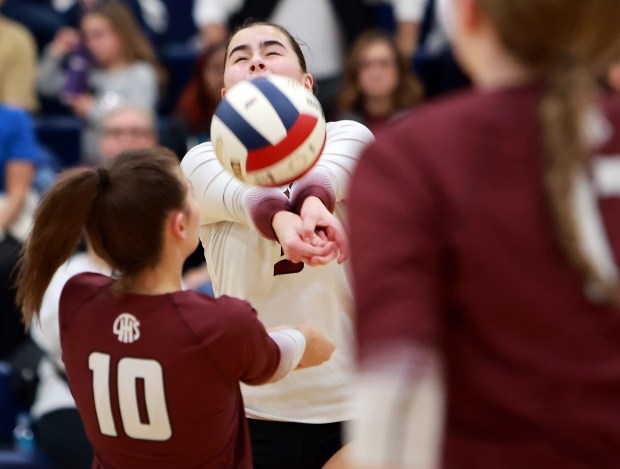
[97,167,110,190]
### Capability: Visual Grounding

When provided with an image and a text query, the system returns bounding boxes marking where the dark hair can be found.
[16,147,185,326]
[477,0,620,304]
[338,29,423,116]
[225,19,308,74]
[82,0,167,87]
[175,42,227,135]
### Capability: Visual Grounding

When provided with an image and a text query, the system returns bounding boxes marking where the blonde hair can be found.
[477,0,620,305]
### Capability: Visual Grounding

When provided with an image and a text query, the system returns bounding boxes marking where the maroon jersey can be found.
[59,272,280,469]
[349,84,620,468]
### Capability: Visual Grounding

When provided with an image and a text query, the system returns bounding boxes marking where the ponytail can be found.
[16,169,102,327]
[540,61,620,306]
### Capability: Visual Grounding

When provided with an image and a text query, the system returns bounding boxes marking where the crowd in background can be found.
[0,0,469,367]
[3,0,619,468]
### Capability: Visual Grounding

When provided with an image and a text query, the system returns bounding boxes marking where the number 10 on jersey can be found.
[89,352,172,441]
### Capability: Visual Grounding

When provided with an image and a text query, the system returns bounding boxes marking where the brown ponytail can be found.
[17,147,184,328]
[540,62,620,305]
[16,169,101,327]
[476,0,620,306]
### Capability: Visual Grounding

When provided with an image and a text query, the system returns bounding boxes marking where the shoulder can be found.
[0,17,36,46]
[181,141,214,163]
[62,272,111,297]
[60,272,111,318]
[180,141,216,173]
[171,290,262,337]
[326,120,375,145]
[127,62,157,79]
[365,86,538,168]
[47,254,101,294]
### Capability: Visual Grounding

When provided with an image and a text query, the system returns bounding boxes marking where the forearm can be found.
[396,21,421,58]
[181,144,288,238]
[0,190,28,230]
[36,50,65,97]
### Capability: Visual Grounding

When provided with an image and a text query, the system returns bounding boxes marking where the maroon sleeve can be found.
[288,171,336,215]
[348,130,445,366]
[214,296,281,385]
[246,189,289,241]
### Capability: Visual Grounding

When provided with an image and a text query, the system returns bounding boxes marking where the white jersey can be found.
[30,252,110,420]
[181,120,374,423]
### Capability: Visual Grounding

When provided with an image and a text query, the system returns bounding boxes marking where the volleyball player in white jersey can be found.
[181,20,373,469]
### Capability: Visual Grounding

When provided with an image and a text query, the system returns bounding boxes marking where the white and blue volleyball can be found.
[210,74,326,186]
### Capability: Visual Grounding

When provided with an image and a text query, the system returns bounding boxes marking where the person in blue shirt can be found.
[0,104,41,360]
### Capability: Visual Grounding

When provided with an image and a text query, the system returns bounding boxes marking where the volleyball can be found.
[210,74,326,186]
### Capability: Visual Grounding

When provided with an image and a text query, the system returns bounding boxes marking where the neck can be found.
[472,53,534,89]
[86,247,110,271]
[125,255,184,296]
[459,28,535,90]
[106,59,130,72]
[364,96,394,117]
[128,243,187,295]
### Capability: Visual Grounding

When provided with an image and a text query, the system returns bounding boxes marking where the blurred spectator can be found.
[1,0,168,54]
[0,0,39,111]
[0,105,41,360]
[337,29,422,135]
[388,0,426,60]
[174,41,226,146]
[98,104,157,160]
[58,0,169,49]
[411,0,470,98]
[36,0,165,165]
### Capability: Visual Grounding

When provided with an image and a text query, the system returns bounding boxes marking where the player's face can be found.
[223,25,313,94]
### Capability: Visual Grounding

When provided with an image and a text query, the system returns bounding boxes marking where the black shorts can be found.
[248,419,344,469]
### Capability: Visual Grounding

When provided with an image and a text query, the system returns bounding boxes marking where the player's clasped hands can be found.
[272,196,349,266]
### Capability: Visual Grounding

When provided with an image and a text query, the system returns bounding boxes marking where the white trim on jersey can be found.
[572,161,620,301]
[594,157,620,197]
[347,343,445,469]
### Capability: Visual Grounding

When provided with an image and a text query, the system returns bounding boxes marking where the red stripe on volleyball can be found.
[257,132,326,187]
[246,114,318,171]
